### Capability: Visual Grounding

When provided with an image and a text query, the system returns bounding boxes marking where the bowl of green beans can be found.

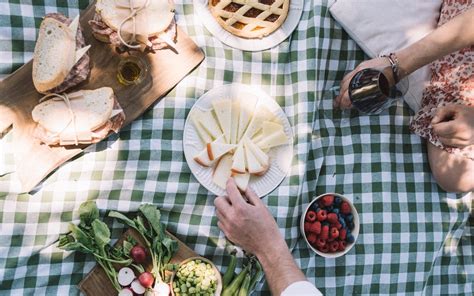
[171,257,223,296]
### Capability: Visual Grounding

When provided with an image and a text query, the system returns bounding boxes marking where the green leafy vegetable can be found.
[78,200,99,226]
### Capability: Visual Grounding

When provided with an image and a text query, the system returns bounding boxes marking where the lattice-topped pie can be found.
[209,0,290,39]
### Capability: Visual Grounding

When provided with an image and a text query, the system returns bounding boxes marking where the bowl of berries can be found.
[301,193,359,258]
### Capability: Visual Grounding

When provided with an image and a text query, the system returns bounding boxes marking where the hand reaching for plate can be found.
[432,104,474,148]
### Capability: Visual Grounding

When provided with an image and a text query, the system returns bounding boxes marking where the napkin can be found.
[329,0,442,112]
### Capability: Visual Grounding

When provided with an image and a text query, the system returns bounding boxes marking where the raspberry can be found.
[307,233,317,245]
[320,225,329,240]
[319,244,329,253]
[309,221,321,234]
[305,210,317,222]
[340,201,351,214]
[315,237,326,248]
[334,221,342,229]
[327,236,335,242]
[329,240,339,252]
[339,228,347,240]
[321,195,334,207]
[327,213,338,224]
[304,222,311,233]
[338,240,347,251]
[330,227,339,239]
[316,210,327,222]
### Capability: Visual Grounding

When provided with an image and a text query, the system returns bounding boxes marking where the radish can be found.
[138,271,154,288]
[130,245,147,263]
[131,279,146,294]
[153,282,170,296]
[117,267,135,287]
[118,288,134,296]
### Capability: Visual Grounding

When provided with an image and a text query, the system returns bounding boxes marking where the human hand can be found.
[334,57,393,109]
[432,104,474,148]
[214,179,285,257]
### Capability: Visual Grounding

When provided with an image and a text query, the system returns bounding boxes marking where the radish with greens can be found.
[130,245,147,264]
[138,271,154,288]
[118,267,135,287]
[118,288,134,296]
[131,279,146,294]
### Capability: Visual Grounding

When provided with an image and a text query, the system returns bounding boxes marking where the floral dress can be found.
[409,0,474,160]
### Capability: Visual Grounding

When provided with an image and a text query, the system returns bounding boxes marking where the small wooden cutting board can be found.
[78,228,197,296]
[0,1,204,192]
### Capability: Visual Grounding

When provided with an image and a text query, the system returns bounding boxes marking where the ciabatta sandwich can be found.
[32,87,125,146]
[32,13,91,94]
[89,0,176,53]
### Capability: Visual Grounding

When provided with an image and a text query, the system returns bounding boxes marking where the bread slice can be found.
[32,17,76,93]
[96,0,175,37]
[213,154,233,190]
[32,87,115,135]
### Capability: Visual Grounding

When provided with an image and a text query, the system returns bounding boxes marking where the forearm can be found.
[397,7,474,78]
[256,237,306,295]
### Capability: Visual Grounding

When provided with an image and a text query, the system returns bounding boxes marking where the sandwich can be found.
[31,87,125,146]
[32,13,91,94]
[89,0,176,53]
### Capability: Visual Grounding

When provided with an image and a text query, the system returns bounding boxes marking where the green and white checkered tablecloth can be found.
[0,0,473,295]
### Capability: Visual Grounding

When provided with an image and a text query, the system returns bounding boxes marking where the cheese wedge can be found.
[69,15,80,39]
[192,109,222,140]
[262,121,284,137]
[75,45,91,63]
[243,136,269,168]
[212,99,232,143]
[256,129,289,150]
[191,114,212,144]
[231,142,246,174]
[233,172,250,191]
[230,101,240,144]
[244,140,266,175]
[207,135,236,161]
[243,106,275,139]
[194,136,225,166]
[237,96,258,141]
[213,154,233,189]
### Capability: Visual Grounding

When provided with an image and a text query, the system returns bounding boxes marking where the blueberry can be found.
[345,214,354,222]
[326,206,333,212]
[348,222,355,230]
[334,196,342,205]
[346,233,354,243]
[309,202,319,212]
[332,208,339,214]
[339,218,346,228]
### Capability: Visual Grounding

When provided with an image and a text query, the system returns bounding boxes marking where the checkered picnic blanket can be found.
[0,0,472,295]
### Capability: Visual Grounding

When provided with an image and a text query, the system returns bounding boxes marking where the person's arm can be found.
[335,7,474,109]
[214,179,310,295]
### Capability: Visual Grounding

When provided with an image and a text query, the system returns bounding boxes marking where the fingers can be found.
[225,178,246,207]
[335,70,355,109]
[432,121,458,137]
[214,195,231,213]
[243,186,261,206]
[431,104,458,125]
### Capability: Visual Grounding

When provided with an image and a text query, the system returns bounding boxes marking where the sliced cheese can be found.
[192,109,222,140]
[212,99,232,143]
[262,121,284,137]
[233,172,250,192]
[237,96,258,141]
[207,136,236,161]
[257,129,289,150]
[231,142,246,174]
[68,15,80,38]
[243,106,275,139]
[213,154,233,189]
[191,114,212,144]
[230,100,240,144]
[193,136,225,166]
[243,136,269,168]
[244,140,266,175]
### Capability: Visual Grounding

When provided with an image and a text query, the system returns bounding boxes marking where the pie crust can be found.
[209,0,290,39]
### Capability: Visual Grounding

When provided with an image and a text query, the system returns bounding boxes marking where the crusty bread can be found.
[96,0,174,37]
[32,18,76,93]
[32,87,115,134]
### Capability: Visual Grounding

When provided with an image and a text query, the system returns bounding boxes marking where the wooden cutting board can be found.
[0,1,204,192]
[78,228,197,296]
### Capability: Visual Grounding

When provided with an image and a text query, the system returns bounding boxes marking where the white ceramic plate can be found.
[183,84,293,197]
[194,0,304,51]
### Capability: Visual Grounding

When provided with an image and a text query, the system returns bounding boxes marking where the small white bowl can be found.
[300,193,360,258]
[171,257,222,296]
